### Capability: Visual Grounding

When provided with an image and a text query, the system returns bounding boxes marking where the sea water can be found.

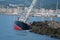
[0,14,60,40]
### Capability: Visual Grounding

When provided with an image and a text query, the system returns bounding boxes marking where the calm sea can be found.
[0,14,60,40]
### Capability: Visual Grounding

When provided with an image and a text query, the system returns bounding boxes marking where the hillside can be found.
[0,0,60,9]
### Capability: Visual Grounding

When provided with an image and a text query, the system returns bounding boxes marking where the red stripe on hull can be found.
[14,24,22,30]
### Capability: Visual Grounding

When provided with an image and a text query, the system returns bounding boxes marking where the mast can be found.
[56,0,58,15]
[24,0,37,22]
[50,0,58,22]
[40,0,44,21]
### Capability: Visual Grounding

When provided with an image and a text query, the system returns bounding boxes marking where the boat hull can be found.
[14,21,31,30]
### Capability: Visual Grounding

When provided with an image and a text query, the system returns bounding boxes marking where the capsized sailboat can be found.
[14,0,37,30]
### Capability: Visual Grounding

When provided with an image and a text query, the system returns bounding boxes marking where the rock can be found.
[30,21,60,39]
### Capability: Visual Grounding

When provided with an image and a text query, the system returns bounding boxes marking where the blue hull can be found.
[14,21,31,30]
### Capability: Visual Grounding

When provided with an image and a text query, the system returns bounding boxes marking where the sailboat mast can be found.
[24,0,37,22]
[40,0,44,21]
[56,0,58,15]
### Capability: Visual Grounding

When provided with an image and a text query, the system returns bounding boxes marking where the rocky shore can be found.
[30,21,60,39]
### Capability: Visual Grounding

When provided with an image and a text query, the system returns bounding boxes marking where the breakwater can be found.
[30,21,60,39]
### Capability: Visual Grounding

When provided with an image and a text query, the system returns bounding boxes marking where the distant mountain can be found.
[0,0,60,9]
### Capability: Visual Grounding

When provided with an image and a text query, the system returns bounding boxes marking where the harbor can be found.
[0,7,60,17]
[0,14,60,40]
[0,0,60,40]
